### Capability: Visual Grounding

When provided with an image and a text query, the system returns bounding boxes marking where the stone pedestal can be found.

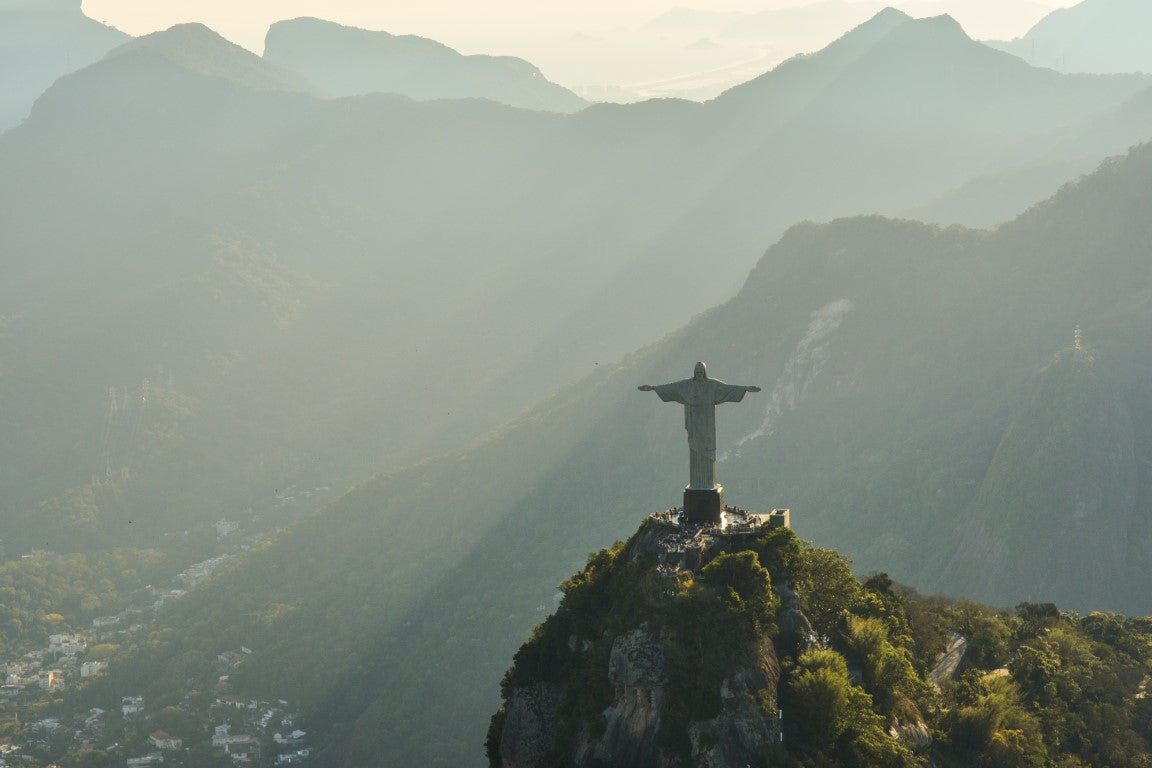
[683,485,723,525]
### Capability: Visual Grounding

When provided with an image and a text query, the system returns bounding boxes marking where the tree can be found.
[797,548,862,643]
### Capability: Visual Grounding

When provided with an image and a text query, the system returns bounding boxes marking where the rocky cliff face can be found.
[491,515,787,768]
[498,622,780,768]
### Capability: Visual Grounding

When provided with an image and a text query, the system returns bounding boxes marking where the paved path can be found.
[928,632,968,688]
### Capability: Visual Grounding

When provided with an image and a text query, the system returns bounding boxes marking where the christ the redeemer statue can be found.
[639,362,760,523]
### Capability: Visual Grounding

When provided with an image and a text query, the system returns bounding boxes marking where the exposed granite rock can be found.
[580,625,671,768]
[609,624,669,688]
[496,516,788,768]
[688,640,780,768]
[502,623,780,768]
[775,581,815,650]
[500,682,563,768]
[889,718,932,751]
[626,520,678,561]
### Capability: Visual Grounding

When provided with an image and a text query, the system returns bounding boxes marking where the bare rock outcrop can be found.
[687,645,780,768]
[500,683,563,768]
[500,623,780,768]
[577,624,673,768]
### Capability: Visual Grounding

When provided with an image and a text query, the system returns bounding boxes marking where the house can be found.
[273,730,306,746]
[225,739,261,764]
[275,750,311,765]
[122,696,144,716]
[37,670,63,690]
[126,753,164,768]
[149,732,182,750]
[79,661,107,678]
[212,733,257,750]
[48,634,86,656]
[30,719,60,733]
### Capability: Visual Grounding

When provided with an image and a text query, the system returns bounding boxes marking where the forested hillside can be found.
[5,11,1152,557]
[67,138,1152,767]
[492,522,1152,768]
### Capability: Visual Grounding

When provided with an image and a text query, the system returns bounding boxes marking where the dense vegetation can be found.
[492,527,787,763]
[0,548,188,652]
[491,524,1152,767]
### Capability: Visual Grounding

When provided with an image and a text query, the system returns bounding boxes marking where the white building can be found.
[149,732,183,750]
[122,696,144,716]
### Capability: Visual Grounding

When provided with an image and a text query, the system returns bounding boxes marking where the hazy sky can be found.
[80,0,1084,99]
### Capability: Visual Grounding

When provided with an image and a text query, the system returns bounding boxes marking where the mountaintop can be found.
[490,513,1152,767]
[104,23,320,95]
[0,0,128,131]
[263,16,586,112]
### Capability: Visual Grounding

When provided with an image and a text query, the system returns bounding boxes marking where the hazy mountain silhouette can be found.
[106,23,320,96]
[263,17,586,113]
[988,0,1152,74]
[90,139,1152,767]
[5,10,1152,559]
[0,25,574,551]
[908,78,1152,226]
[546,11,1151,372]
[0,0,128,132]
[711,6,911,125]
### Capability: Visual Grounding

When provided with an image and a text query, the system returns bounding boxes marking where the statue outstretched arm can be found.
[640,382,689,403]
[746,385,762,392]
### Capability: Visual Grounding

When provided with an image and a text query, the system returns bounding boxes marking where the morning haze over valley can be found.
[4,0,1152,766]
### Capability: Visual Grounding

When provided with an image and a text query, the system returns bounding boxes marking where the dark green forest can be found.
[46,138,1152,767]
[492,523,1152,767]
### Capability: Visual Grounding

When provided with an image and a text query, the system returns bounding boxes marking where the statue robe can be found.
[651,376,751,489]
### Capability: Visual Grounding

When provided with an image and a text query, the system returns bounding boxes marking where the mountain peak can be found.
[267,16,402,44]
[103,22,319,95]
[882,13,973,48]
[0,0,129,131]
[711,5,910,108]
[263,16,585,113]
[815,6,913,63]
[872,6,913,24]
[108,22,253,60]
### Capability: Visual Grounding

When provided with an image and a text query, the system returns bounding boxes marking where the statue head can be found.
[693,361,707,380]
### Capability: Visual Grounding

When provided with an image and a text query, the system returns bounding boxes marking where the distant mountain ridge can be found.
[105,23,320,96]
[0,0,128,132]
[263,17,586,113]
[5,8,1152,558]
[988,0,1152,74]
